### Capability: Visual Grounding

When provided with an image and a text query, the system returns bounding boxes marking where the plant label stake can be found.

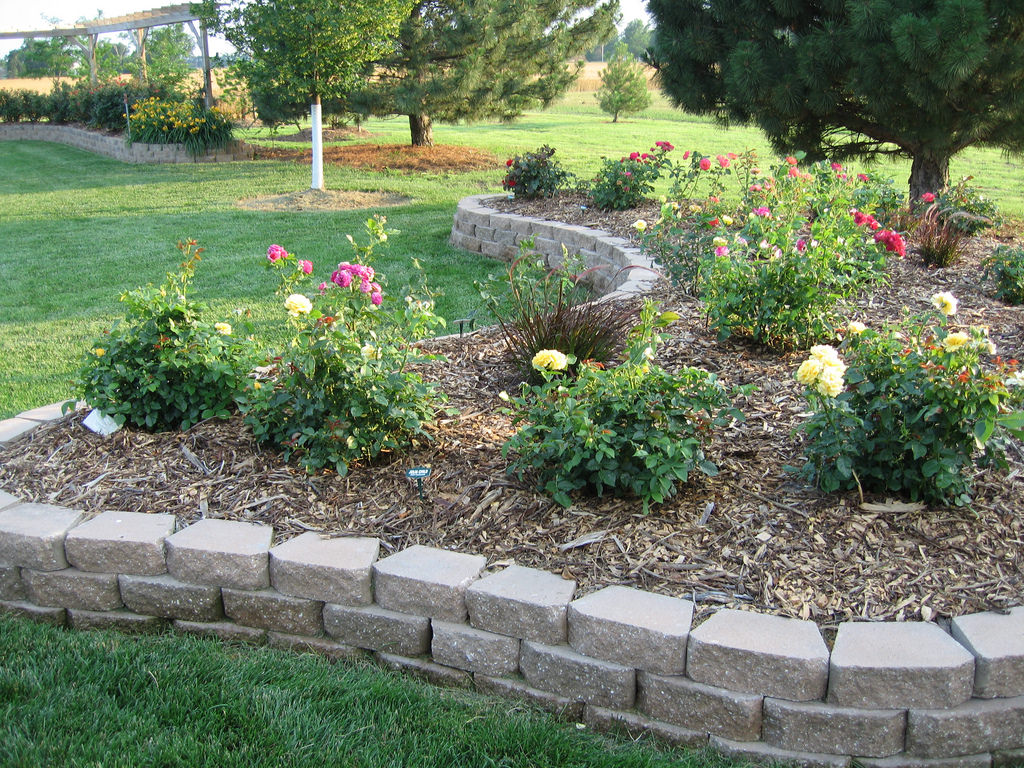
[406,466,431,499]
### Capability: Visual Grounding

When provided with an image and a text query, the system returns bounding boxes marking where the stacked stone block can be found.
[1,402,1024,766]
[449,194,659,298]
[0,124,254,164]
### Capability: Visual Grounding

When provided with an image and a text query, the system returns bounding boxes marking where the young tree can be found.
[135,24,195,88]
[619,18,652,60]
[351,0,619,147]
[647,0,1024,198]
[199,0,411,190]
[596,42,650,122]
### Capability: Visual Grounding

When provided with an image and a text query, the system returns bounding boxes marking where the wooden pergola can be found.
[0,4,215,106]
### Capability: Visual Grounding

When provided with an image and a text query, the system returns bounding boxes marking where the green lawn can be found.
[0,615,746,768]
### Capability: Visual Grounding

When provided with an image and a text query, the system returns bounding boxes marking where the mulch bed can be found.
[253,142,500,173]
[1,197,1021,632]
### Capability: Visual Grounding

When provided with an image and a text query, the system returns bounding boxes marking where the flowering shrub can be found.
[982,246,1024,305]
[77,239,257,431]
[239,218,448,475]
[589,142,673,210]
[932,176,1001,234]
[642,156,894,348]
[796,296,1024,505]
[501,145,572,199]
[476,240,638,380]
[129,97,234,156]
[503,302,744,509]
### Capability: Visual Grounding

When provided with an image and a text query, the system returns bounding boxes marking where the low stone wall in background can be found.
[450,194,660,298]
[0,123,253,164]
[2,405,1023,768]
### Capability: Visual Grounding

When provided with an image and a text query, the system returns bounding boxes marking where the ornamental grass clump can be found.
[239,217,447,475]
[77,239,258,431]
[477,240,639,381]
[503,302,745,509]
[796,294,1024,506]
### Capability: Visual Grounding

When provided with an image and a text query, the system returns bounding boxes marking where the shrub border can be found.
[1,404,1023,768]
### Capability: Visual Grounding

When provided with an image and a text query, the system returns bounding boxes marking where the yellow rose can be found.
[712,236,728,248]
[632,219,647,232]
[809,344,846,373]
[796,358,824,385]
[285,293,313,317]
[721,215,734,226]
[532,349,568,372]
[361,344,382,359]
[847,321,867,335]
[942,332,970,352]
[815,366,846,398]
[93,348,106,357]
[931,291,958,316]
[214,322,232,335]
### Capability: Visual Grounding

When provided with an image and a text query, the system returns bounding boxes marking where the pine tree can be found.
[351,0,619,147]
[647,0,1024,198]
[597,42,651,122]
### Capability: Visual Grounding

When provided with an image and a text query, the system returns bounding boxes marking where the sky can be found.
[0,0,651,60]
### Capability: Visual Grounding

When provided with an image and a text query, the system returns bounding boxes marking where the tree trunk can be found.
[908,152,950,203]
[409,113,433,147]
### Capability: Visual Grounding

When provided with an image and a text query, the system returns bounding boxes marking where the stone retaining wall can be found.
[0,123,254,164]
[1,404,1023,768]
[450,194,660,298]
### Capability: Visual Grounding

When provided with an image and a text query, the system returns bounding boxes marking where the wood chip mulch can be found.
[1,198,1021,632]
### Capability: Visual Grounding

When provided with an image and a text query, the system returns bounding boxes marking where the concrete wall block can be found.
[583,705,708,750]
[373,544,486,622]
[520,640,635,709]
[494,229,518,247]
[510,216,540,237]
[266,631,369,662]
[906,695,1024,758]
[595,236,632,260]
[449,231,483,253]
[829,622,975,710]
[24,567,122,611]
[118,573,224,622]
[466,564,576,645]
[951,607,1024,698]
[0,503,83,570]
[474,225,496,243]
[460,210,491,229]
[269,532,378,606]
[0,566,25,601]
[637,671,763,741]
[687,608,829,701]
[17,402,70,422]
[0,599,66,625]
[453,216,477,237]
[65,510,175,576]
[474,674,584,721]
[0,490,19,510]
[709,735,852,768]
[173,619,266,644]
[530,236,562,259]
[480,240,517,260]
[165,518,272,590]
[763,697,907,758]
[431,619,520,676]
[567,585,693,675]
[68,608,167,634]
[322,602,431,656]
[375,652,473,689]
[222,587,324,636]
[854,754,993,768]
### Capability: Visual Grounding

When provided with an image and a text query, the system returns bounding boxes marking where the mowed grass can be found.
[0,615,744,768]
[2,95,1023,419]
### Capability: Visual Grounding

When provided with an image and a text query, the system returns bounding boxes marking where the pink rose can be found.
[785,156,798,165]
[921,192,935,202]
[857,173,870,182]
[267,244,287,262]
[699,157,712,171]
[682,150,691,160]
[629,152,640,161]
[788,166,799,177]
[714,245,729,257]
[831,162,843,171]
[298,259,313,275]
[318,282,328,294]
[371,292,383,306]
[717,154,730,169]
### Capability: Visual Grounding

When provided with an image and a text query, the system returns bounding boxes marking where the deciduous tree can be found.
[352,0,619,147]
[647,0,1024,198]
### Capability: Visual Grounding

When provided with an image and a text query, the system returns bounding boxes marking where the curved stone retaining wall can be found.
[450,194,660,298]
[2,406,1023,768]
[0,123,254,164]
